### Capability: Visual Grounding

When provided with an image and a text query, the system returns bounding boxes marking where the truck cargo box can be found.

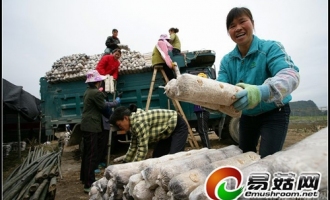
[40,50,238,146]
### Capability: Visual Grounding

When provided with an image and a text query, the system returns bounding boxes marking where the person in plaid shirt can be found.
[110,106,189,162]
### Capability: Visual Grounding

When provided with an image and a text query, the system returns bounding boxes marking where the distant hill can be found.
[289,100,327,116]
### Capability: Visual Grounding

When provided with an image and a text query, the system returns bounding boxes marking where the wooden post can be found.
[17,112,21,159]
[145,65,199,149]
[39,119,42,145]
[145,66,159,112]
[107,80,117,166]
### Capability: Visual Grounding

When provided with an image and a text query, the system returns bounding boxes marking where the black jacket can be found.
[105,36,120,49]
[80,86,119,132]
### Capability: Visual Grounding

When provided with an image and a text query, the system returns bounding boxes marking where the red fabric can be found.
[95,55,120,80]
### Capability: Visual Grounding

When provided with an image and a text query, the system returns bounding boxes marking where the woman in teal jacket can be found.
[218,7,300,158]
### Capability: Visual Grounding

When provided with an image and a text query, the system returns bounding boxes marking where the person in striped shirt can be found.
[109,106,188,162]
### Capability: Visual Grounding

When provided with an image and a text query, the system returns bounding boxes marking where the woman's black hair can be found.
[226,7,253,30]
[109,106,132,126]
[87,82,97,87]
[109,104,139,129]
[169,27,179,33]
[129,104,138,112]
[112,48,122,55]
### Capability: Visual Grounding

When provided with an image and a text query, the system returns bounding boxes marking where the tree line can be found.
[289,100,327,116]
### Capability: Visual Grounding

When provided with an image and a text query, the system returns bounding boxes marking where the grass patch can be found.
[290,115,328,122]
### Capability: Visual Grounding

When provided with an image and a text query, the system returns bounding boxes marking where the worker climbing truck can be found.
[39,49,240,150]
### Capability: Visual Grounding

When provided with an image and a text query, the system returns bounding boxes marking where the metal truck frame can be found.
[39,50,239,149]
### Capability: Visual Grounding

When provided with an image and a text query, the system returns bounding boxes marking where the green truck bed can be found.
[40,50,238,144]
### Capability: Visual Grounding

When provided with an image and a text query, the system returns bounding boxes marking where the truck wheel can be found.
[229,117,240,144]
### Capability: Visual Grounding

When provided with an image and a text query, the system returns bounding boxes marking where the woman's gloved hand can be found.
[115,97,121,104]
[117,91,123,98]
[233,83,270,110]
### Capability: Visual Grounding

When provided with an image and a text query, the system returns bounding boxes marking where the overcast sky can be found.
[2,0,328,108]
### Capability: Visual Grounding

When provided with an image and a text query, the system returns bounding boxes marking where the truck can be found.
[39,49,239,151]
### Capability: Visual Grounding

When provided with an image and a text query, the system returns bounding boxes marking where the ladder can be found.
[145,64,200,149]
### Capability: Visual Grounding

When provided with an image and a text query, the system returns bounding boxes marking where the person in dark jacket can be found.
[193,72,211,148]
[104,29,120,55]
[194,105,211,148]
[79,70,120,193]
[97,91,123,170]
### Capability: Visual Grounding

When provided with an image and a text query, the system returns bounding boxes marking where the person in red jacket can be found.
[96,48,122,81]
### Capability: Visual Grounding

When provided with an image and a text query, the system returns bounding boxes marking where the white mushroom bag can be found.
[164,73,243,118]
[104,75,115,94]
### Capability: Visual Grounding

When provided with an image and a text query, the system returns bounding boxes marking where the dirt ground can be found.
[3,123,326,200]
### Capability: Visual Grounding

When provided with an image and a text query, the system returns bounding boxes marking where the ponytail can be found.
[129,104,138,112]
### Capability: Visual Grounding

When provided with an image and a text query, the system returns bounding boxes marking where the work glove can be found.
[233,83,270,111]
[115,97,121,104]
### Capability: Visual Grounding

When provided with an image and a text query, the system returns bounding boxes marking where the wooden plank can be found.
[145,65,199,149]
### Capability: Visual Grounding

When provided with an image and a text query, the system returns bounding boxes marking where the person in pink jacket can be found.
[151,34,176,80]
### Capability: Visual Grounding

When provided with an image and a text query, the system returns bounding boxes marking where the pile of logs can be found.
[88,127,328,200]
[225,127,328,200]
[3,145,63,200]
[88,145,260,199]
